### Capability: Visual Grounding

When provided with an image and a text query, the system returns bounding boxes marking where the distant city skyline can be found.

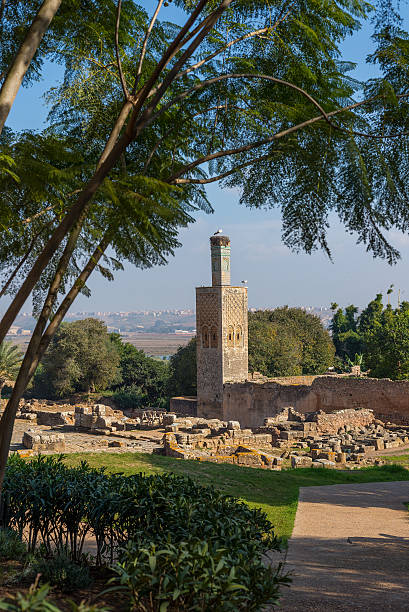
[3,5,409,314]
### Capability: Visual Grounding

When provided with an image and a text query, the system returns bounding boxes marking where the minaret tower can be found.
[196,235,248,419]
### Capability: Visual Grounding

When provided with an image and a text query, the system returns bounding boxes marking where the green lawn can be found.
[63,452,409,541]
[383,453,409,466]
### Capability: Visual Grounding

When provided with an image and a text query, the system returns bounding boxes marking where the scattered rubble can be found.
[159,407,409,470]
[7,398,409,468]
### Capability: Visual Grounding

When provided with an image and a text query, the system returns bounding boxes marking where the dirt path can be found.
[279,481,409,611]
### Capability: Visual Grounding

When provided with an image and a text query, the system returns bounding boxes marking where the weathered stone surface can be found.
[36,411,74,426]
[23,430,65,452]
[223,376,409,427]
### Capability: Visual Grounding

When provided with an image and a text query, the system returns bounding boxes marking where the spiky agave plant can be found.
[0,341,22,400]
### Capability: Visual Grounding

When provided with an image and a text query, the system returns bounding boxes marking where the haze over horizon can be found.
[4,4,409,313]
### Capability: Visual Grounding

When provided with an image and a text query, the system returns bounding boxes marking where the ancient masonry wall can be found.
[223,376,409,427]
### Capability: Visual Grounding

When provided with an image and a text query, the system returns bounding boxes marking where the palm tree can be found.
[0,342,22,401]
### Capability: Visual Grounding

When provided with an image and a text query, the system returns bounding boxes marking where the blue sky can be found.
[4,3,409,311]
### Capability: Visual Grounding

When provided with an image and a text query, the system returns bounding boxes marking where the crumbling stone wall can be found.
[36,411,74,426]
[313,408,375,434]
[169,397,198,416]
[223,376,409,427]
[23,430,65,452]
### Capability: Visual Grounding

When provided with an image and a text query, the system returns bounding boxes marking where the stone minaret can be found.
[196,235,248,419]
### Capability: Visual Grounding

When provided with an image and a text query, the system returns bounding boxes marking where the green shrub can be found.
[26,553,92,593]
[111,539,288,611]
[0,529,26,561]
[0,582,60,611]
[0,581,111,611]
[111,384,146,410]
[3,455,288,607]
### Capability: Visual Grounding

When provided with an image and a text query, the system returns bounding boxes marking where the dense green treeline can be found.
[331,293,409,379]
[28,295,409,409]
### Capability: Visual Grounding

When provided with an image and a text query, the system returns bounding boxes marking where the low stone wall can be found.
[314,408,375,434]
[169,396,198,416]
[36,411,74,426]
[223,376,409,427]
[162,432,281,469]
[23,430,65,452]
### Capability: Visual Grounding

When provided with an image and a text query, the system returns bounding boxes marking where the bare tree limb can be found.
[22,204,55,225]
[171,91,409,182]
[171,1,297,85]
[0,0,62,135]
[142,71,334,139]
[115,0,130,100]
[174,152,277,184]
[0,234,40,298]
[130,0,212,117]
[133,0,165,94]
[133,0,234,136]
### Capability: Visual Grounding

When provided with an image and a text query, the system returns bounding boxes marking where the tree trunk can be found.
[0,0,62,135]
[0,235,109,492]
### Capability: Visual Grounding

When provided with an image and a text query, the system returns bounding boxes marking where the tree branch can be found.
[22,204,55,225]
[0,232,110,490]
[0,233,40,298]
[174,151,277,184]
[171,91,409,182]
[133,0,165,94]
[0,0,62,135]
[143,71,334,139]
[130,0,212,116]
[115,0,130,101]
[171,1,297,85]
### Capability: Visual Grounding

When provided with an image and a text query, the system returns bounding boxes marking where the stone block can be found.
[291,455,313,468]
[108,440,125,448]
[227,420,241,430]
[36,411,74,426]
[23,430,65,452]
[163,413,177,426]
[336,452,347,463]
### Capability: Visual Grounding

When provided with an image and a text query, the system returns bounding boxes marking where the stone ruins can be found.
[170,234,409,428]
[160,407,409,470]
[6,233,409,469]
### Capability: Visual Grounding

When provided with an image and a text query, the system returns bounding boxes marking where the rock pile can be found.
[160,407,409,470]
[263,407,409,468]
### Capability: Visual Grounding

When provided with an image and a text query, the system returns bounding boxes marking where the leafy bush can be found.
[27,553,92,593]
[0,529,26,561]
[111,539,288,611]
[0,582,60,612]
[0,581,111,611]
[2,455,288,607]
[111,384,146,411]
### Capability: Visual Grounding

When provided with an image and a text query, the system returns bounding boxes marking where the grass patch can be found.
[63,452,409,540]
[382,454,409,466]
